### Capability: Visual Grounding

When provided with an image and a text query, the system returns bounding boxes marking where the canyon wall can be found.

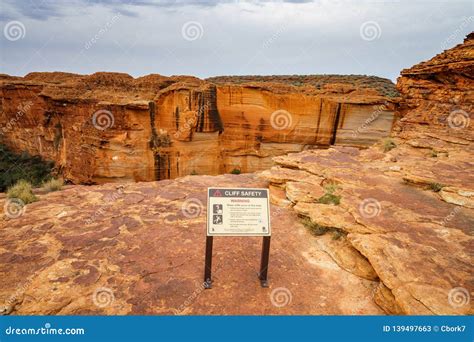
[0,35,471,316]
[0,73,397,184]
[394,32,473,140]
[260,34,473,314]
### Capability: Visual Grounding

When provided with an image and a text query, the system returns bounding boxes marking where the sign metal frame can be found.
[204,187,271,288]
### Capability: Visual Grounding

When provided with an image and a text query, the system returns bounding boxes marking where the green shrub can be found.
[317,193,341,205]
[323,182,339,195]
[230,168,241,175]
[382,138,396,152]
[332,229,346,240]
[317,181,341,205]
[0,144,54,192]
[7,180,38,204]
[190,170,197,175]
[428,182,444,192]
[300,217,330,235]
[430,149,438,158]
[300,216,346,239]
[42,178,63,192]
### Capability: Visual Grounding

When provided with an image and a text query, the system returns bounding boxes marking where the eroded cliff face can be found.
[0,73,397,184]
[0,37,472,316]
[260,35,474,314]
[394,32,473,140]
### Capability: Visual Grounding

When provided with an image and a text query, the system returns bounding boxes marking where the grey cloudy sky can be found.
[0,0,473,82]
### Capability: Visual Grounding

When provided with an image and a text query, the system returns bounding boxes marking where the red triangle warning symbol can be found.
[213,189,222,197]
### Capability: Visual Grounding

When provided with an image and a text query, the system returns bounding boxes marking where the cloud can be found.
[0,0,472,82]
[1,0,316,21]
[1,0,64,21]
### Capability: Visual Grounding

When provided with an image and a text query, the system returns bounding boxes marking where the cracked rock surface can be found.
[1,34,473,317]
[0,174,382,315]
[259,35,474,315]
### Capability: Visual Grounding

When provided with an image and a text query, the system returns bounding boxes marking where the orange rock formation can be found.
[260,34,473,314]
[0,73,398,184]
[0,35,472,316]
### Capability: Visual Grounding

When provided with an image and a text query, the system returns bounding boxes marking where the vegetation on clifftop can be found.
[7,179,38,204]
[207,74,400,98]
[0,144,54,192]
[300,216,347,240]
[42,178,64,192]
[317,182,341,205]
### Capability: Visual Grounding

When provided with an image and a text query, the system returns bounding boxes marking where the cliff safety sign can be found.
[204,187,272,288]
[206,188,271,236]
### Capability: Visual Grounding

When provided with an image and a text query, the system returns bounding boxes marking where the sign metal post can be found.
[258,236,271,287]
[204,236,213,289]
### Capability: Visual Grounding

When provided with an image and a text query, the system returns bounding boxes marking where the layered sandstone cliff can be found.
[260,34,473,314]
[0,36,472,316]
[395,32,473,140]
[0,73,397,184]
